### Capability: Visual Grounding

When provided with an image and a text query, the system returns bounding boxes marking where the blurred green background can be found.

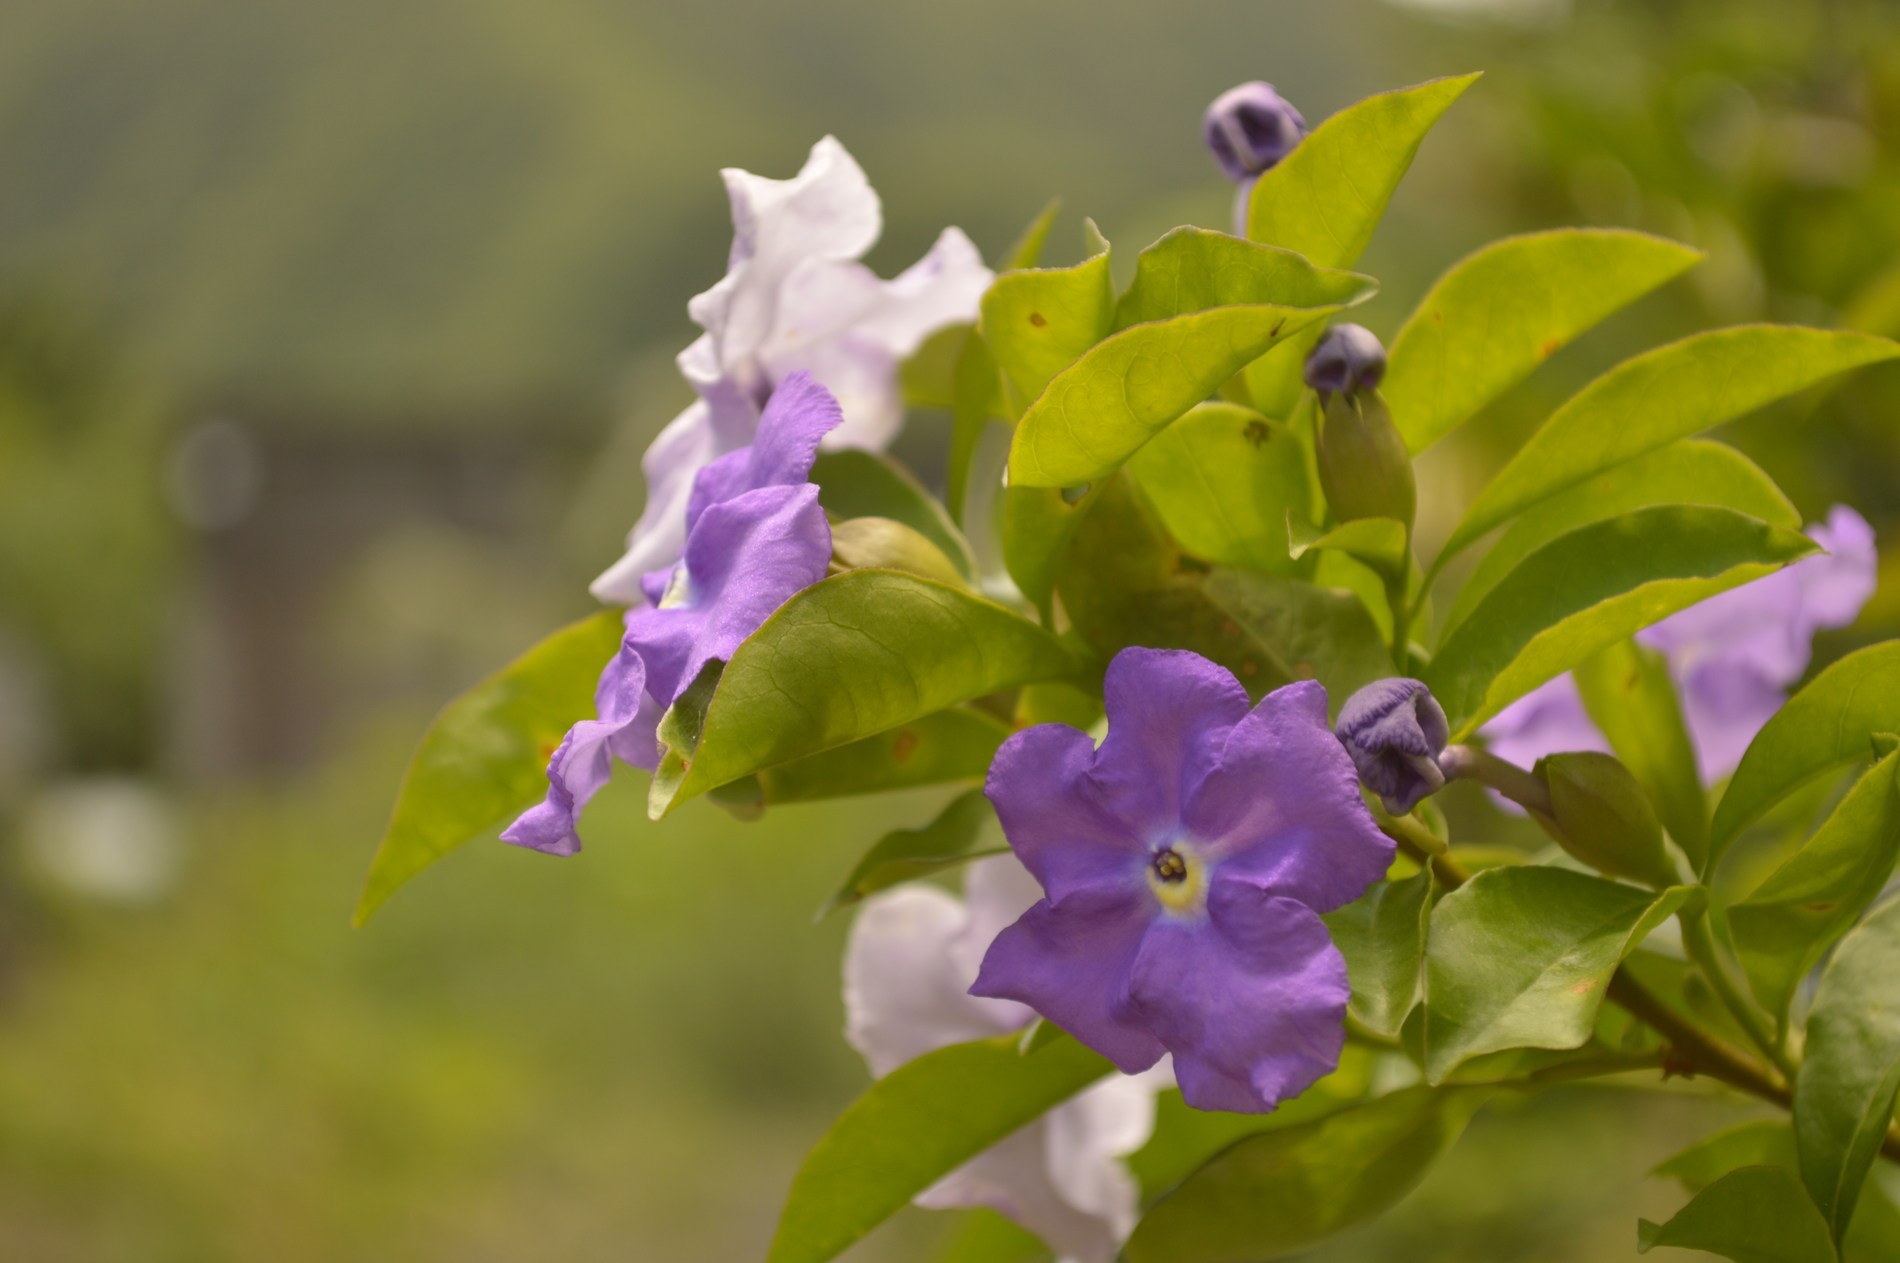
[3,0,1899,1258]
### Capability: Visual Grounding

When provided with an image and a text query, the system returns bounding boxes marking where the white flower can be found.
[592,136,993,603]
[843,855,1166,1263]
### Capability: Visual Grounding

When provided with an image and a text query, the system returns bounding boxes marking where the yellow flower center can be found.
[1147,841,1209,917]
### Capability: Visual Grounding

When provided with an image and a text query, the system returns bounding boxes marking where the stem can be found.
[1679,905,1799,1082]
[1440,745,1552,815]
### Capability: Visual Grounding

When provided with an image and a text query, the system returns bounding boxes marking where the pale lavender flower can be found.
[1336,679,1451,815]
[845,856,1166,1263]
[592,137,992,601]
[1483,506,1878,783]
[972,649,1392,1113]
[504,374,843,855]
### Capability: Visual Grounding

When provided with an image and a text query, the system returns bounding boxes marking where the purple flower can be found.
[845,856,1167,1261]
[971,649,1393,1113]
[1203,82,1307,184]
[1484,506,1878,783]
[1304,323,1388,399]
[503,374,843,855]
[1335,679,1451,815]
[592,137,992,601]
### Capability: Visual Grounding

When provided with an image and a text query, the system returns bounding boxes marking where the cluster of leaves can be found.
[360,75,1900,1262]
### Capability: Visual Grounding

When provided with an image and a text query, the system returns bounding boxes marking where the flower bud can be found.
[1203,82,1308,184]
[1335,679,1450,815]
[1532,751,1679,888]
[1304,323,1387,399]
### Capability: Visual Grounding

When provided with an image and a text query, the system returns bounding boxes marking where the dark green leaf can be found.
[765,1033,1113,1263]
[1422,866,1696,1082]
[751,707,1011,805]
[1009,231,1373,487]
[1441,439,1800,641]
[1323,868,1436,1038]
[1125,402,1314,574]
[818,789,1001,917]
[1058,478,1391,708]
[653,570,1080,815]
[1441,326,1900,561]
[947,331,1000,526]
[1637,1166,1838,1263]
[1711,644,1900,867]
[1795,894,1900,1242]
[1575,637,1709,869]
[811,449,975,578]
[1385,229,1702,453]
[1731,753,1900,1024]
[354,612,623,926]
[1425,505,1817,736]
[1123,1086,1487,1263]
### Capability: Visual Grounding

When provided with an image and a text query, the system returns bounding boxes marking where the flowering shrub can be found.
[358,74,1900,1262]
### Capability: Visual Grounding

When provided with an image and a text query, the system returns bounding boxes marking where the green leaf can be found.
[1795,894,1900,1243]
[1059,479,1392,707]
[1731,753,1900,1024]
[653,570,1080,816]
[818,789,1002,917]
[765,1033,1112,1263]
[1288,514,1410,579]
[1421,866,1695,1082]
[354,611,623,926]
[902,323,973,410]
[749,707,1011,805]
[1441,326,1900,561]
[980,239,1114,416]
[1124,402,1314,574]
[1323,868,1436,1038]
[1385,229,1702,454]
[1640,1166,1839,1262]
[1657,1121,1801,1193]
[1009,231,1374,488]
[828,516,970,588]
[1243,73,1480,415]
[1574,637,1709,870]
[946,331,1000,526]
[1004,198,1061,271]
[811,449,975,578]
[1441,439,1799,644]
[999,483,1102,621]
[1712,644,1900,865]
[1246,75,1481,268]
[1123,1086,1487,1263]
[1425,505,1817,736]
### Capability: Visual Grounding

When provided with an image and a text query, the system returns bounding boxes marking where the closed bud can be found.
[1304,324,1387,399]
[1532,751,1679,888]
[1203,82,1308,184]
[1335,679,1449,815]
[1315,393,1415,529]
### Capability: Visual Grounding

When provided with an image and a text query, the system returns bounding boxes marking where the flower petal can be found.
[917,1119,1127,1263]
[1092,648,1252,843]
[971,885,1166,1074]
[844,885,1024,1076]
[590,400,721,604]
[1185,680,1392,912]
[500,646,651,856]
[683,372,844,528]
[984,724,1147,902]
[1124,884,1348,1113]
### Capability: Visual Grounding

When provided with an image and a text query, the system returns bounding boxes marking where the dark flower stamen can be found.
[1152,848,1188,884]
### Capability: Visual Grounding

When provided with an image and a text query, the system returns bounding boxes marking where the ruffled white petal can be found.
[842,856,1162,1263]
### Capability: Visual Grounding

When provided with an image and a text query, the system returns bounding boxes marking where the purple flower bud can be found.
[1203,82,1308,184]
[1304,324,1388,399]
[1335,679,1450,816]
